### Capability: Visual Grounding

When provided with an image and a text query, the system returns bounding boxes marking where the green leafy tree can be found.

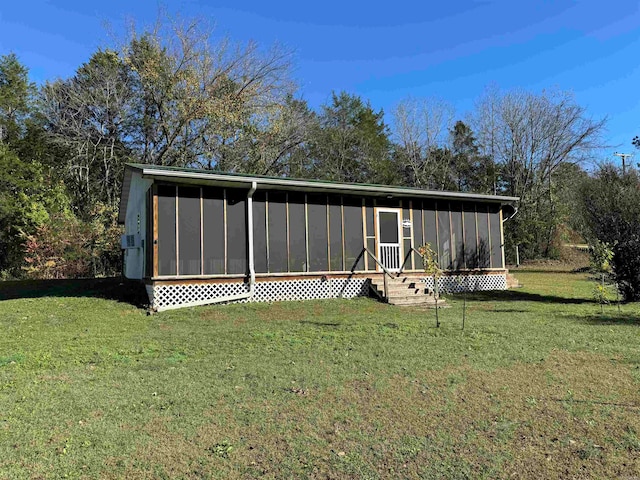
[122,17,294,170]
[0,145,70,276]
[579,164,640,301]
[310,91,397,184]
[448,121,497,193]
[0,53,34,145]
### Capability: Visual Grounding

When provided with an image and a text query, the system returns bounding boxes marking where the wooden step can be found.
[505,272,521,289]
[371,283,426,293]
[388,296,439,306]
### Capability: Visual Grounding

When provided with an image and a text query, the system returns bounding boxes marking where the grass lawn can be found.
[1,270,639,479]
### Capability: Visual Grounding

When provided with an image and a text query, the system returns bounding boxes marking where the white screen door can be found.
[376,208,402,271]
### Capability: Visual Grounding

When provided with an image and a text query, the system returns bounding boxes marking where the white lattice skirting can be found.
[423,273,507,293]
[147,273,506,311]
[147,277,371,311]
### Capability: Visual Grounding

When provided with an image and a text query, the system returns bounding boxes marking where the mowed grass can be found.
[1,271,639,479]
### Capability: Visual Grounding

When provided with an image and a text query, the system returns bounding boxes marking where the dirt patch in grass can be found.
[116,350,639,479]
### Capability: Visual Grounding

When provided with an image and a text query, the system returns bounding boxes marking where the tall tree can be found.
[472,87,606,259]
[40,49,133,213]
[311,91,396,184]
[0,53,34,145]
[579,165,640,301]
[448,120,496,194]
[391,96,454,189]
[123,17,294,169]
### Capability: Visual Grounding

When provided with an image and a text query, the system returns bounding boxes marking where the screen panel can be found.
[437,203,452,269]
[365,205,374,238]
[288,193,307,272]
[489,204,503,268]
[477,205,490,268]
[226,189,247,274]
[450,201,464,271]
[343,197,364,271]
[412,201,424,270]
[157,185,176,276]
[177,186,201,275]
[267,191,288,273]
[378,211,399,243]
[328,196,343,271]
[463,202,478,269]
[422,200,438,257]
[252,192,268,273]
[307,194,328,272]
[202,187,225,274]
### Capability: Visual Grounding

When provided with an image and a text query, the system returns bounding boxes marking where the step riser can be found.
[371,286,429,293]
[370,275,445,307]
[389,299,439,306]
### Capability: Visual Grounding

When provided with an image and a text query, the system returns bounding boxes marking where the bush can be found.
[579,165,640,301]
[22,203,122,279]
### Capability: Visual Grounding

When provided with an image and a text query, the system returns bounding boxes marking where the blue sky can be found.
[1,1,639,164]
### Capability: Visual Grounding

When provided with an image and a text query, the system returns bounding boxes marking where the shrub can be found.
[22,203,122,279]
[579,165,640,301]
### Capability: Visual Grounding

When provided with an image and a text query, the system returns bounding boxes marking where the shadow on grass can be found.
[451,289,592,305]
[0,277,149,309]
[302,321,341,328]
[568,313,640,326]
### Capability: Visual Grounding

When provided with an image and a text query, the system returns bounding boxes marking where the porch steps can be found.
[506,271,522,289]
[370,275,443,307]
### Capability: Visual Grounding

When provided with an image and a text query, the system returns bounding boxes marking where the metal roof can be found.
[118,163,519,223]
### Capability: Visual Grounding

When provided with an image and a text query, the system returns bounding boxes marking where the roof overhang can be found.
[119,163,519,224]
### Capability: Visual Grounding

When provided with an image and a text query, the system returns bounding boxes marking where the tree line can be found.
[0,17,616,282]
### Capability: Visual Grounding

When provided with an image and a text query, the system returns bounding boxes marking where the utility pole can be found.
[614,152,633,175]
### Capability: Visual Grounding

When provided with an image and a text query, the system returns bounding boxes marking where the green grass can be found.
[1,271,639,479]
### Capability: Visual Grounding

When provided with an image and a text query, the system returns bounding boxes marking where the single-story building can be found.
[118,164,518,311]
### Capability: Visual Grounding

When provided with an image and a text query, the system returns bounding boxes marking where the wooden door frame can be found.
[375,207,403,272]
